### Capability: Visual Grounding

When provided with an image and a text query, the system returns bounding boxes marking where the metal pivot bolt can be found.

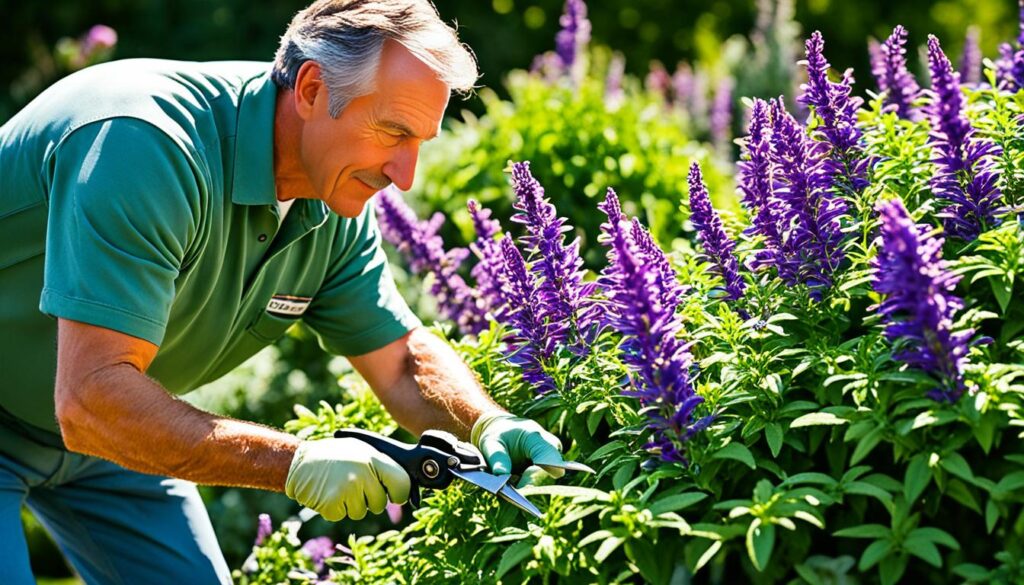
[422,459,440,479]
[447,456,459,467]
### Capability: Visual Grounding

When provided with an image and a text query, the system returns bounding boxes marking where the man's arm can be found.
[55,318,299,491]
[347,327,503,439]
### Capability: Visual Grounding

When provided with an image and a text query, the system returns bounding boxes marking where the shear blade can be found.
[450,468,510,495]
[451,469,543,518]
[497,484,544,519]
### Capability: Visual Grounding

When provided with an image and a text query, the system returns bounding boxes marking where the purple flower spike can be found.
[872,198,976,402]
[605,53,626,108]
[510,161,599,351]
[768,98,847,298]
[301,536,336,576]
[799,31,870,197]
[926,35,1004,241]
[997,43,1018,91]
[738,99,784,270]
[871,26,920,120]
[498,236,558,394]
[958,26,982,86]
[687,162,745,301]
[254,513,272,546]
[467,199,507,321]
[597,195,709,463]
[375,187,481,334]
[710,78,733,154]
[555,0,591,79]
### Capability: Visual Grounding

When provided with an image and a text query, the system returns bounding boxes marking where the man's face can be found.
[297,41,450,217]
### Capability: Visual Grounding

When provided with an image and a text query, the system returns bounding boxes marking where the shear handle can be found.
[333,428,457,507]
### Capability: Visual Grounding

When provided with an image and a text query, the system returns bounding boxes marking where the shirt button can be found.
[258,234,268,242]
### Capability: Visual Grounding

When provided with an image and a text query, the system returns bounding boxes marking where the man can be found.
[0,1,567,582]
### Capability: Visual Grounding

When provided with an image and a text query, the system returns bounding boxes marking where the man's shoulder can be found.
[3,59,272,158]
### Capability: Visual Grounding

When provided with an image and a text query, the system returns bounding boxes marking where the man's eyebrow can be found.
[381,120,439,141]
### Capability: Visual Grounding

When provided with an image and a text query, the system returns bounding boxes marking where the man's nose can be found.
[383,143,420,192]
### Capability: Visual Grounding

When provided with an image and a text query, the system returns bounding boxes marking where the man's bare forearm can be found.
[370,328,504,440]
[58,363,299,491]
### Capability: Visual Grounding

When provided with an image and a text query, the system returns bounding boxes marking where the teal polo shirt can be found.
[0,59,421,436]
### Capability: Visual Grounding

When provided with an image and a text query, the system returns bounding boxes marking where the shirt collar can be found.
[232,68,278,206]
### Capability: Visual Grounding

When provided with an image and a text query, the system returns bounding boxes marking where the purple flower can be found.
[646,61,672,101]
[555,0,591,74]
[467,199,507,323]
[630,219,688,310]
[997,42,1018,91]
[301,536,336,576]
[925,35,1004,241]
[870,26,920,120]
[799,31,870,197]
[958,26,982,86]
[510,162,599,352]
[710,78,733,155]
[768,98,847,297]
[872,198,976,402]
[738,99,784,270]
[254,513,272,546]
[83,24,117,54]
[605,53,626,108]
[386,501,403,525]
[597,192,709,463]
[687,162,745,300]
[672,62,695,111]
[498,236,557,394]
[375,187,481,334]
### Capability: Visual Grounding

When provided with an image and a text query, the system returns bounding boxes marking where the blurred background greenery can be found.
[6,0,1022,580]
[1,0,1018,123]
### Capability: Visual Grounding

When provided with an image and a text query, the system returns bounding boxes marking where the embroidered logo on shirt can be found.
[266,294,313,317]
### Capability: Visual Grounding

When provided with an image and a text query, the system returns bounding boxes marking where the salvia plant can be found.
[242,20,1024,585]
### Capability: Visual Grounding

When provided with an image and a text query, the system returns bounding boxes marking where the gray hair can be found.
[271,0,479,117]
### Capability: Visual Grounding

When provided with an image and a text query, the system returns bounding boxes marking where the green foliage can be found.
[410,60,733,268]
[244,57,1024,582]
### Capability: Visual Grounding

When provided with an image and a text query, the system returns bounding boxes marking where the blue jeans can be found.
[0,416,231,584]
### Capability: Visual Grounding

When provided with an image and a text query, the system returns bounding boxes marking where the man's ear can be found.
[293,61,323,120]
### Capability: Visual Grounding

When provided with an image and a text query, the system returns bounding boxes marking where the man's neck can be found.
[272,90,317,202]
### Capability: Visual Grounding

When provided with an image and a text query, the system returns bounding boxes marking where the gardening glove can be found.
[285,437,411,522]
[470,411,567,481]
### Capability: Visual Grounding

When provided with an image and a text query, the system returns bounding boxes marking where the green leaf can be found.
[879,554,908,585]
[578,529,614,548]
[904,455,931,505]
[833,524,890,539]
[648,492,708,516]
[940,452,975,483]
[496,540,533,579]
[858,539,894,571]
[844,481,893,507]
[745,519,775,572]
[953,563,992,582]
[782,472,837,487]
[850,427,884,466]
[995,471,1024,496]
[986,499,999,533]
[946,479,983,514]
[712,442,757,470]
[790,412,849,428]
[990,275,1013,313]
[909,527,959,549]
[694,540,722,573]
[518,485,610,502]
[587,440,625,462]
[594,535,625,562]
[903,534,943,567]
[765,423,784,458]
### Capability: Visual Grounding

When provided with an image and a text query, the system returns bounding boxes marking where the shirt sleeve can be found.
[39,118,202,346]
[302,204,421,356]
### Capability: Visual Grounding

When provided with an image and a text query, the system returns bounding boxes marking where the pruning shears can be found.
[333,428,594,519]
